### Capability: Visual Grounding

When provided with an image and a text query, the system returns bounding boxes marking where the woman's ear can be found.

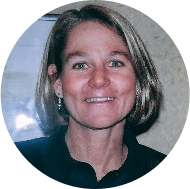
[48,64,63,97]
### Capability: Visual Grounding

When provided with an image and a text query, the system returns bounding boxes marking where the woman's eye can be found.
[72,63,88,69]
[110,61,124,67]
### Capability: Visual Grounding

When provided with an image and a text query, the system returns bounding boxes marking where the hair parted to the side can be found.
[35,4,162,136]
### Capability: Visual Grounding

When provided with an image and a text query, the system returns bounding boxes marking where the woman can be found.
[16,5,166,188]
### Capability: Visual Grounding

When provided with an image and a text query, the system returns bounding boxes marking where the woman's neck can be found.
[65,118,128,181]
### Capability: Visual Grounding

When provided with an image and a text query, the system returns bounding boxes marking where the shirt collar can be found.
[43,126,147,183]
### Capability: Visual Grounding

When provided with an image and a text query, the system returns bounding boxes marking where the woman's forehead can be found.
[64,21,129,57]
[66,21,121,40]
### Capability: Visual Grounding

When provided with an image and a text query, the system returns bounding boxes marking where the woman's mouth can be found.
[85,97,115,103]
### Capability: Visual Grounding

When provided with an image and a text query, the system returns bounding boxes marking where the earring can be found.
[57,93,63,111]
[58,97,62,111]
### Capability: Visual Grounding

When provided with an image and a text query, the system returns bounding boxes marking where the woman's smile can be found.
[84,96,115,103]
[59,21,136,129]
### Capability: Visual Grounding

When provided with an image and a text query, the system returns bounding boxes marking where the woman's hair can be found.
[35,4,162,136]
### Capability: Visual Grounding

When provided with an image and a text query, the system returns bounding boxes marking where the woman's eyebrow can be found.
[64,50,131,62]
[65,51,89,62]
[109,51,131,60]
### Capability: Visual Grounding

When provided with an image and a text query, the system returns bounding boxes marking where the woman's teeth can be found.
[85,97,114,103]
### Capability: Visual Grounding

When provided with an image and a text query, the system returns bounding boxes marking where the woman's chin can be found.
[81,118,125,130]
[69,113,126,130]
[85,124,114,130]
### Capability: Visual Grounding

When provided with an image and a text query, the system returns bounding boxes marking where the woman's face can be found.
[59,21,136,129]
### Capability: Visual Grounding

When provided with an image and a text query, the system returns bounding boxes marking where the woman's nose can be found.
[88,67,111,89]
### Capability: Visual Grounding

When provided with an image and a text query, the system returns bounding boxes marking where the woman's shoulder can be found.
[15,137,46,155]
[15,126,67,152]
[124,130,166,171]
[15,136,47,170]
[14,126,67,170]
[139,144,166,170]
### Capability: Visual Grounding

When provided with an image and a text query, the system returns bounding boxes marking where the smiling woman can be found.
[15,4,166,188]
[36,5,162,136]
[49,21,136,130]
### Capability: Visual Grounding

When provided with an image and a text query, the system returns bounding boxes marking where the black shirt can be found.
[15,126,166,188]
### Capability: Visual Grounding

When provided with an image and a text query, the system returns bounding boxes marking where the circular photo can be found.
[1,0,189,188]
